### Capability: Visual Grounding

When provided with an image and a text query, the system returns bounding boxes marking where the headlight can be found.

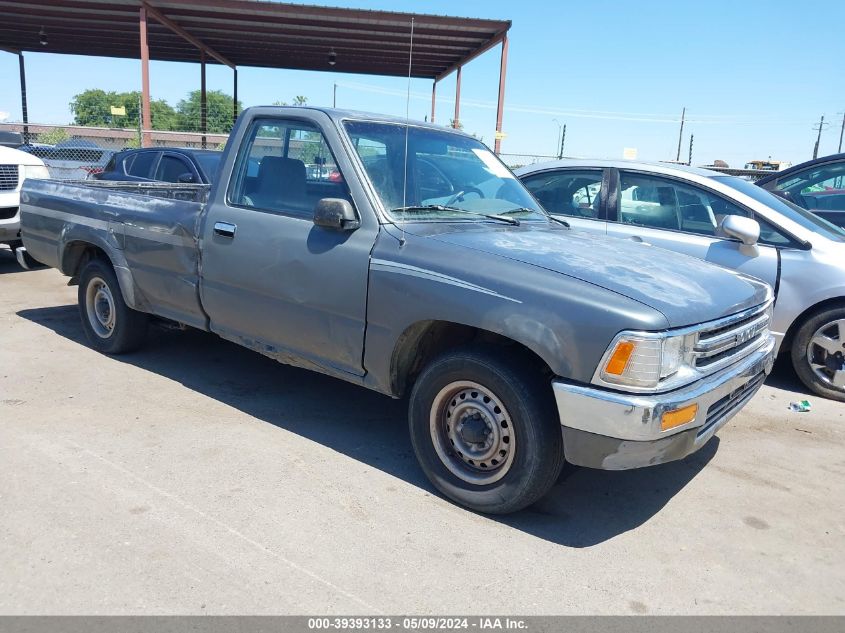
[23,164,50,180]
[598,332,695,390]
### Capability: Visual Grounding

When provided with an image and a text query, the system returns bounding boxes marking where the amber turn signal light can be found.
[661,403,699,431]
[605,341,636,375]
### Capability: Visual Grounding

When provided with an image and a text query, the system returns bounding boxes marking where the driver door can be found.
[199,114,378,377]
[605,170,779,289]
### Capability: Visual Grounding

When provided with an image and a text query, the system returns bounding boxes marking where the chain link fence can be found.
[498,153,561,169]
[1,89,235,179]
[0,123,230,180]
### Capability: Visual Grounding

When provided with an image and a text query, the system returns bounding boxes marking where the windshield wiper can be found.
[391,205,520,226]
[500,207,570,228]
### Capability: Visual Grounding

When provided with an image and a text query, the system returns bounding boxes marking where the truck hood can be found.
[0,145,45,167]
[419,224,770,328]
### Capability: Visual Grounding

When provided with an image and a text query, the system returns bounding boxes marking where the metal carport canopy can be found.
[0,0,512,149]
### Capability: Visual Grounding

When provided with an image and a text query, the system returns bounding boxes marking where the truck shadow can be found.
[764,355,814,397]
[18,304,717,548]
[0,247,25,274]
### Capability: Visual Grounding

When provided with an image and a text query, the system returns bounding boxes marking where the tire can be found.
[408,347,564,514]
[77,258,148,354]
[791,305,845,402]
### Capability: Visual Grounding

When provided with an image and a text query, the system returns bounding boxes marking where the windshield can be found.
[343,120,547,222]
[195,152,223,182]
[714,176,845,242]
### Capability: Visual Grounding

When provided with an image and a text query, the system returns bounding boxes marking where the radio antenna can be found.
[400,17,414,247]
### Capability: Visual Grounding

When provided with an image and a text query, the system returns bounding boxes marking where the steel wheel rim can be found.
[806,318,845,390]
[429,380,516,485]
[85,276,116,339]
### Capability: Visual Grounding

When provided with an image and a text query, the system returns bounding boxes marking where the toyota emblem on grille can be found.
[736,329,754,345]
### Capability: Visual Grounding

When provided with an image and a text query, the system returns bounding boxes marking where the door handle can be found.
[213,221,237,238]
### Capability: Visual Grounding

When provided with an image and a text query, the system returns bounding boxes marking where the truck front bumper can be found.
[552,336,775,470]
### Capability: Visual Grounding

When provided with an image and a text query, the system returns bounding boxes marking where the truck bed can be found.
[21,179,210,329]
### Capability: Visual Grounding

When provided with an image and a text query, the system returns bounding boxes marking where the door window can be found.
[616,172,750,235]
[616,171,799,247]
[229,119,350,218]
[521,170,604,219]
[777,162,845,212]
[127,151,158,178]
[155,155,192,182]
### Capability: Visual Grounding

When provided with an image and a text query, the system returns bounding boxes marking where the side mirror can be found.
[313,198,360,231]
[177,172,195,183]
[719,215,760,256]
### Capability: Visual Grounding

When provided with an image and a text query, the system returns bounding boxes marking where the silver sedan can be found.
[515,159,845,401]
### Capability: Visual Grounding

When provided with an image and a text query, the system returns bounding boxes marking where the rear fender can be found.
[59,226,146,312]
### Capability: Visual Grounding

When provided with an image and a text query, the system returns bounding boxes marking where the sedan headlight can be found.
[23,164,51,180]
[597,331,696,390]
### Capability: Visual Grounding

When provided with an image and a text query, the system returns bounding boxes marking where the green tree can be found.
[176,89,242,134]
[37,127,70,144]
[272,96,308,107]
[69,89,176,130]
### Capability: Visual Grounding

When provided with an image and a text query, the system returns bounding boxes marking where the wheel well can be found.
[62,242,111,281]
[391,320,554,397]
[781,297,845,354]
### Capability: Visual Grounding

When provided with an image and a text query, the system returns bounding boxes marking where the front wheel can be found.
[78,259,148,354]
[792,306,845,402]
[408,347,564,514]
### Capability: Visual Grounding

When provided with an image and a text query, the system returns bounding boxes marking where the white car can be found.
[516,159,845,401]
[1,145,50,259]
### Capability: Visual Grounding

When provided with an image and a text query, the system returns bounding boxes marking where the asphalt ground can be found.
[1,247,843,615]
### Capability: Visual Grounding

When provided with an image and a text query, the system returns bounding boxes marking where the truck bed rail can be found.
[57,180,211,203]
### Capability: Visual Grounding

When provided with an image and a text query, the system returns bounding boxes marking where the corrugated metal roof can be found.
[0,0,510,79]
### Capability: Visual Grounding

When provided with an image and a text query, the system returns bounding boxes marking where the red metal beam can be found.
[139,6,152,147]
[453,66,462,129]
[233,67,238,128]
[431,79,437,124]
[435,30,508,82]
[142,1,235,69]
[494,34,508,155]
[18,52,28,140]
[200,49,207,148]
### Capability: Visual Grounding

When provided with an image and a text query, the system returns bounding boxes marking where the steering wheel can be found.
[445,186,485,206]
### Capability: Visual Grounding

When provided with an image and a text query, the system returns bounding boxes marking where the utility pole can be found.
[560,124,566,159]
[838,112,844,154]
[333,83,337,108]
[675,106,685,162]
[812,115,829,159]
[688,134,694,166]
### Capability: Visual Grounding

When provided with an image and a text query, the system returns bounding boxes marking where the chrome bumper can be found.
[552,335,775,470]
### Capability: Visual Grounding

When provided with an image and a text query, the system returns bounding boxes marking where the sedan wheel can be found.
[792,306,845,402]
[806,319,845,390]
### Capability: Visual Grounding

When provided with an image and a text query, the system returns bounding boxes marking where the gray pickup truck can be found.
[19,106,775,513]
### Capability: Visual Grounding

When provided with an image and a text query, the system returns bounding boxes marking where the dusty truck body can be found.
[19,106,775,513]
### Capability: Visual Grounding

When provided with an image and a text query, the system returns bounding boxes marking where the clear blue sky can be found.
[1,0,843,166]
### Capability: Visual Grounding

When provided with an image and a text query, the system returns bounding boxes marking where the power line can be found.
[335,81,822,126]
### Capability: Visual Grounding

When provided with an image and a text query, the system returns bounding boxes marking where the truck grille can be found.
[0,165,19,191]
[693,303,771,374]
[698,371,766,437]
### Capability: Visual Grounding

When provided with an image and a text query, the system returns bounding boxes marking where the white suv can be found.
[0,145,50,256]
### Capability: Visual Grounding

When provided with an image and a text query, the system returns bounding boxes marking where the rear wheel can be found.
[409,347,563,514]
[791,306,845,402]
[78,258,148,354]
